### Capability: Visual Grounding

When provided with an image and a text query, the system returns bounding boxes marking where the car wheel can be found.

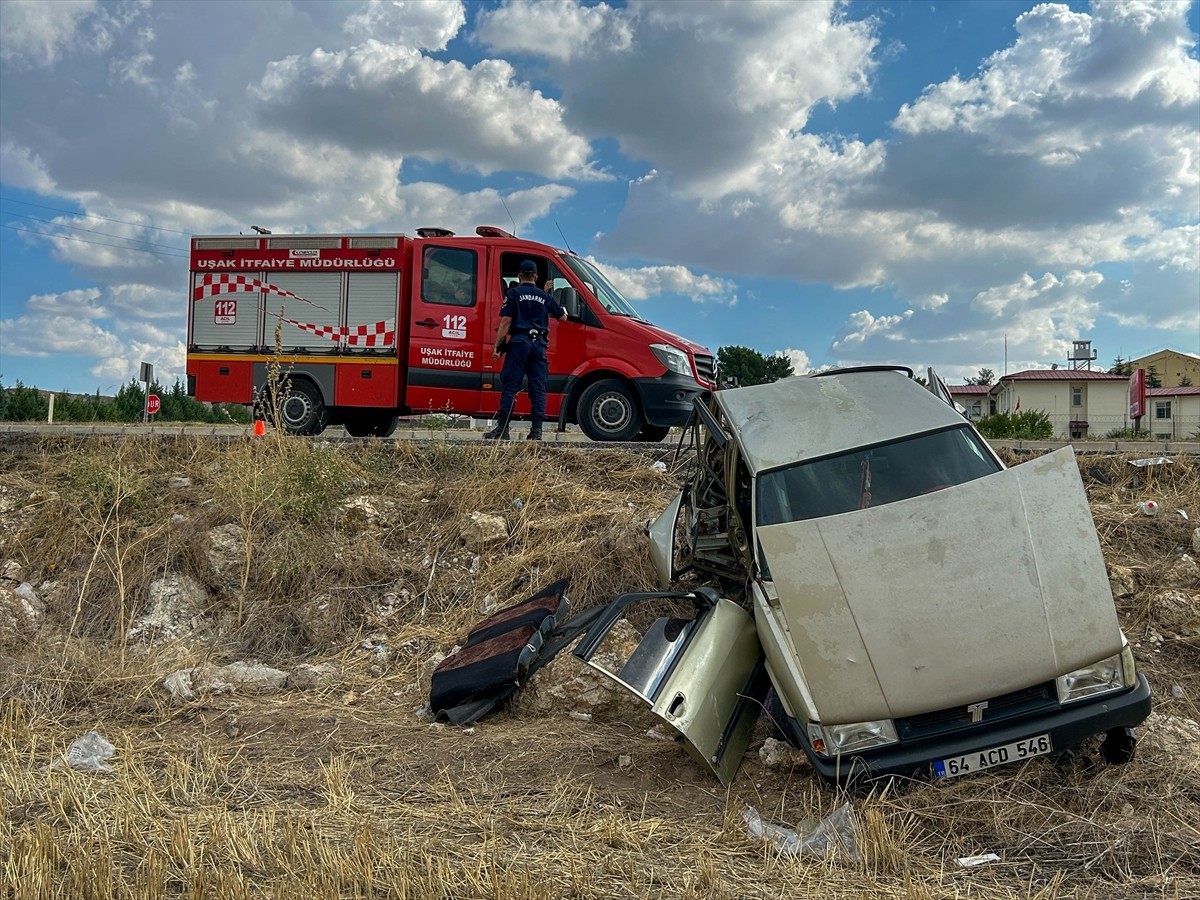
[279,380,329,436]
[578,379,642,442]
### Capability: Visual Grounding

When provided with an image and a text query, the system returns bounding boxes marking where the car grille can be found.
[694,353,716,386]
[895,681,1058,741]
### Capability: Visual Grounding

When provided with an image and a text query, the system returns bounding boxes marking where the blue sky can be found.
[1,0,1197,395]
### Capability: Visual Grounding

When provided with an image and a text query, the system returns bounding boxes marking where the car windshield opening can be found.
[755,425,1002,527]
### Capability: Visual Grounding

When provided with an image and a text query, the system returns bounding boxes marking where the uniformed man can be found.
[484,259,568,441]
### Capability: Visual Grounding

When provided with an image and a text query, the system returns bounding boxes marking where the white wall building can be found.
[991,369,1130,439]
[1147,386,1200,441]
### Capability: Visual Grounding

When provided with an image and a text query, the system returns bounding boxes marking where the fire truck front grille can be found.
[694,353,715,385]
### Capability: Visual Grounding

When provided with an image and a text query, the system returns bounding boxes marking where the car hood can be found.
[755,447,1123,722]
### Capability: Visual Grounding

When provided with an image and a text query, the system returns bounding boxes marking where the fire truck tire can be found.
[345,412,398,438]
[578,379,642,442]
[636,424,671,442]
[280,380,328,436]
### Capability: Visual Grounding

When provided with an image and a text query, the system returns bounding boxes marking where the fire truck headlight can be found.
[650,344,693,379]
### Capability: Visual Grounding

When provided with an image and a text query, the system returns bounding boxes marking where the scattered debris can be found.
[1129,458,1173,468]
[742,803,860,860]
[618,754,633,770]
[168,476,192,489]
[957,853,1001,867]
[57,731,116,773]
[1137,500,1160,517]
[651,461,668,473]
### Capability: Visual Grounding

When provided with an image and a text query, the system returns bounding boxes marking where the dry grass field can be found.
[0,434,1196,899]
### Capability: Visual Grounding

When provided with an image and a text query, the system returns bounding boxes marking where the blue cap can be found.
[519,259,537,273]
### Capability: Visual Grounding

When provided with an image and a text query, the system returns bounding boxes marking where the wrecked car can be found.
[575,366,1151,785]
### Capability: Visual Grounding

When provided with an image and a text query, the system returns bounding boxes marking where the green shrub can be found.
[976,410,1054,440]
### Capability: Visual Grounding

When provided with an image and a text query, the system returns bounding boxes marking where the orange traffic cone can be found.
[253,420,266,436]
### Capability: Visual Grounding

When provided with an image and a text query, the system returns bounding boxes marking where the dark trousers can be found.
[498,337,548,424]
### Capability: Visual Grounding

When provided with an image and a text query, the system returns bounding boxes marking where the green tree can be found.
[967,368,995,386]
[716,346,793,387]
[1180,375,1193,387]
[1108,356,1132,376]
[112,380,147,421]
[1146,366,1162,389]
[0,381,49,421]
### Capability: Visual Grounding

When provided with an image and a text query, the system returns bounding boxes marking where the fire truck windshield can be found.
[562,256,646,321]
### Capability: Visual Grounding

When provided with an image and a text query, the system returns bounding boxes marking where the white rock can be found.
[192,660,288,694]
[461,512,508,551]
[337,495,400,531]
[127,573,211,646]
[1,559,25,583]
[207,523,248,590]
[168,476,192,489]
[287,662,340,690]
[759,737,808,769]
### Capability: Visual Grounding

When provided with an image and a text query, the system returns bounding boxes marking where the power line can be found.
[0,196,194,236]
[1,209,187,253]
[0,221,188,259]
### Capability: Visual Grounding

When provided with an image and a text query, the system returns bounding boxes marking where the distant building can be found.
[1128,348,1200,387]
[947,384,992,421]
[992,369,1128,439]
[1146,386,1200,441]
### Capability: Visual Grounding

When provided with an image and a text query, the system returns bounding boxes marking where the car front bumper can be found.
[801,674,1152,784]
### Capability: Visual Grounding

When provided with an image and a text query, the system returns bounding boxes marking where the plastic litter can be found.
[957,853,1001,867]
[513,498,524,510]
[742,802,860,860]
[1137,500,1160,517]
[651,461,668,473]
[1129,457,1172,467]
[60,730,116,772]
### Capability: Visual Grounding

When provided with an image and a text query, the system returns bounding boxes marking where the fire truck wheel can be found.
[578,379,642,442]
[345,413,398,438]
[373,416,399,437]
[280,380,329,436]
[636,424,671,442]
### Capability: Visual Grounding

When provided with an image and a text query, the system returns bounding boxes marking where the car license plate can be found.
[933,734,1053,780]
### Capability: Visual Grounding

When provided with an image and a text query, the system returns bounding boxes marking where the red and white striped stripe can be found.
[193,273,327,310]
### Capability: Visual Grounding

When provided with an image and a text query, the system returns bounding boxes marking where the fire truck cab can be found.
[186,227,716,440]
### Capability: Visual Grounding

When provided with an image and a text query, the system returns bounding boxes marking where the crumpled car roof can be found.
[714,370,967,474]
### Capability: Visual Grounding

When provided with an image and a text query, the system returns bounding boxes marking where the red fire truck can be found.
[186,226,716,440]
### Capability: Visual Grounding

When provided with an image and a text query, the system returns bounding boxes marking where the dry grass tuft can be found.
[0,437,1197,898]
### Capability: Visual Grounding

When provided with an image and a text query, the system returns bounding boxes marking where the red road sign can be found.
[146,394,161,416]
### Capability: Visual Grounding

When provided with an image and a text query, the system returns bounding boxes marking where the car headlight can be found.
[817,719,898,756]
[1056,645,1136,704]
[650,343,693,379]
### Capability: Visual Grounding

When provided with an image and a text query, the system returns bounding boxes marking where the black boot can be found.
[526,423,543,441]
[483,422,510,440]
